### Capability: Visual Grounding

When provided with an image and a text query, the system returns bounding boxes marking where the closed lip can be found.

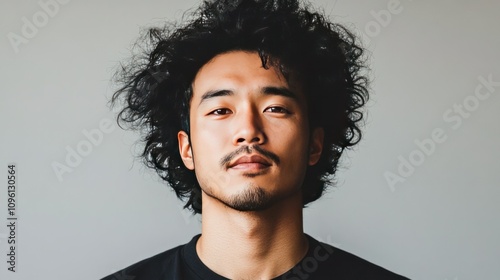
[228,155,272,168]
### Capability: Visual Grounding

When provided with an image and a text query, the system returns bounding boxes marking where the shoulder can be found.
[282,235,410,279]
[100,242,186,280]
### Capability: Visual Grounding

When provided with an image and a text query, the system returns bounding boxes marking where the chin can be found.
[202,181,301,212]
[225,186,274,212]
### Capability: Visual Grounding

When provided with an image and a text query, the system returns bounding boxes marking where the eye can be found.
[209,108,232,115]
[264,106,290,114]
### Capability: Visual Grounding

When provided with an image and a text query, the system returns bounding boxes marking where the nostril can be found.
[251,137,260,143]
[236,137,261,143]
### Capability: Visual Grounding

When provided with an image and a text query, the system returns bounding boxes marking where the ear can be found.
[308,127,324,166]
[178,130,194,170]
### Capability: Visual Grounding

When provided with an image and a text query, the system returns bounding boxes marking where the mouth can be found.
[229,162,270,171]
[228,155,272,171]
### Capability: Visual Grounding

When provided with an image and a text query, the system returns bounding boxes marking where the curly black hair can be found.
[112,0,369,214]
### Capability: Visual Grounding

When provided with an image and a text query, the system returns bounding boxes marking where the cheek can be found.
[189,130,228,189]
[270,123,310,166]
[270,120,309,148]
[190,124,228,166]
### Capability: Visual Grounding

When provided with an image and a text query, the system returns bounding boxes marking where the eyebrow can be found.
[199,86,298,105]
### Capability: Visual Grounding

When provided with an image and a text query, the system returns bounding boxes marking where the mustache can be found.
[220,145,280,168]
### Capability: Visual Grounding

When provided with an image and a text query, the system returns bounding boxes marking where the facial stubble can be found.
[196,145,290,212]
[203,182,274,212]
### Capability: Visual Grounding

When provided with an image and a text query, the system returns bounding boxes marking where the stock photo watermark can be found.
[385,74,500,191]
[107,268,135,280]
[52,118,116,182]
[6,164,18,273]
[362,0,413,43]
[7,0,71,54]
[279,235,339,280]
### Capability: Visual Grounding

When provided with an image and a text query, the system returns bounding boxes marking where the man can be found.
[103,0,409,279]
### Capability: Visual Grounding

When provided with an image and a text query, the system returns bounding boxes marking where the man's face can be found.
[178,51,323,212]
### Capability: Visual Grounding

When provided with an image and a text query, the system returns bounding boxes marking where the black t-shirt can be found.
[101,234,409,280]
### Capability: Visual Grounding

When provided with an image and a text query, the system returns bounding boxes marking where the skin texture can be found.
[178,51,324,279]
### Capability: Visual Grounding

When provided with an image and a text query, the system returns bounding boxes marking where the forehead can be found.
[191,51,293,99]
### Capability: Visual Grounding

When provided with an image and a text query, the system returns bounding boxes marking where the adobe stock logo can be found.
[7,0,71,54]
[52,118,116,182]
[107,268,135,280]
[280,241,335,280]
[384,74,500,191]
[362,0,413,43]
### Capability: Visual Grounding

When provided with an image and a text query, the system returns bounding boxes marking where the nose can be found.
[232,106,266,146]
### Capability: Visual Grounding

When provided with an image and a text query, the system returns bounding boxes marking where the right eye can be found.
[209,108,232,115]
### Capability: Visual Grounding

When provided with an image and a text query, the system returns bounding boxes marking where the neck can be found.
[197,192,308,280]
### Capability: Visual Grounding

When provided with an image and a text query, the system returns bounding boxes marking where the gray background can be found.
[1,0,499,279]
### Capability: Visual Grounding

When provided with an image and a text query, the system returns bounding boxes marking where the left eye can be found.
[265,106,290,114]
